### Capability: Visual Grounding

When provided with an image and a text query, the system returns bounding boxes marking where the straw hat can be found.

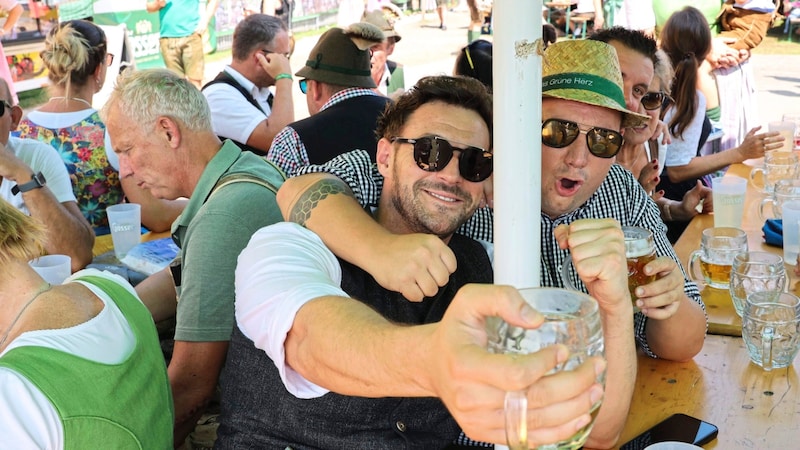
[295,23,385,88]
[542,40,649,128]
[362,10,402,42]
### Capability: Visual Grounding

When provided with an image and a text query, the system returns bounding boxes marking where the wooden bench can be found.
[570,16,591,39]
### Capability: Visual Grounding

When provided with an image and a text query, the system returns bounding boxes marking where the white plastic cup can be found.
[781,113,800,150]
[782,200,800,265]
[711,176,747,229]
[106,203,141,260]
[769,121,796,153]
[29,254,72,285]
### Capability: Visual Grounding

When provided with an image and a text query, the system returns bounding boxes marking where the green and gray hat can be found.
[295,22,385,88]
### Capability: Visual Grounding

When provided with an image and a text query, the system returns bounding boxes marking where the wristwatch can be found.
[11,171,47,195]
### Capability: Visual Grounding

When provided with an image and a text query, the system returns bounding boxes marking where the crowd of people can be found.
[1,1,787,448]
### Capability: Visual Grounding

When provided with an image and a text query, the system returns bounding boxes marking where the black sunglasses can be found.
[641,91,673,111]
[299,79,308,94]
[0,100,12,116]
[391,136,493,183]
[541,118,624,158]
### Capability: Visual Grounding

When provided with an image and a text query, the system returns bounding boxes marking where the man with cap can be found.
[202,14,294,156]
[362,9,405,97]
[266,22,393,177]
[215,74,607,449]
[271,39,709,447]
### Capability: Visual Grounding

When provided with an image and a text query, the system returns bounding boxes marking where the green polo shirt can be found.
[171,140,285,342]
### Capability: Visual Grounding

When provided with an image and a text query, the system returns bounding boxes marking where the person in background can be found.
[267,22,392,176]
[0,78,93,272]
[0,0,22,105]
[57,0,94,21]
[0,197,173,448]
[13,20,185,236]
[591,27,713,242]
[103,68,285,447]
[202,14,294,156]
[454,39,493,88]
[362,9,405,97]
[146,0,221,88]
[657,7,777,210]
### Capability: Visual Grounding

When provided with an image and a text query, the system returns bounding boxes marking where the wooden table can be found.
[672,162,799,336]
[606,334,800,449]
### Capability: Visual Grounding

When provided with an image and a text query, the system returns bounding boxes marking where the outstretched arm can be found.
[277,173,456,301]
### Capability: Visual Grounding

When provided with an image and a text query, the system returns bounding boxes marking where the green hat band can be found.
[542,72,626,109]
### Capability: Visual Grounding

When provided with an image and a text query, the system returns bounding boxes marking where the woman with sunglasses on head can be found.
[656,7,779,212]
[13,20,185,236]
[616,48,713,242]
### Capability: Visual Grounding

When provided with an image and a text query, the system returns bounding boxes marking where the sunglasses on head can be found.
[541,118,624,158]
[641,91,673,111]
[391,136,493,183]
[299,79,308,94]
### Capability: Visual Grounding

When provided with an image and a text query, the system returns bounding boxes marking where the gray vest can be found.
[216,234,493,449]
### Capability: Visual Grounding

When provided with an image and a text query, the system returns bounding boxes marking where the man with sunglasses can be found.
[266,23,392,177]
[0,78,94,271]
[271,39,708,444]
[202,14,294,156]
[216,75,606,449]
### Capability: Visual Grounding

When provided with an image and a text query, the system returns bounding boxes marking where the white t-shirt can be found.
[203,66,272,144]
[0,269,140,449]
[24,108,119,170]
[235,222,495,399]
[0,136,77,212]
[663,90,708,168]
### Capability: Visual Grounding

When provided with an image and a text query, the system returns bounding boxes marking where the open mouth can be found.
[557,177,583,195]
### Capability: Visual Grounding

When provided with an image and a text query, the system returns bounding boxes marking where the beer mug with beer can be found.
[561,226,656,310]
[688,227,748,289]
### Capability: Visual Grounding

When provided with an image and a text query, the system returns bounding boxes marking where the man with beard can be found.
[215,75,607,449]
[268,40,710,448]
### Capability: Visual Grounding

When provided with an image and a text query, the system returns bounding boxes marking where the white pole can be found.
[492,1,542,291]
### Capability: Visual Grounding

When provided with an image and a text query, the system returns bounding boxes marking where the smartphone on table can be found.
[619,413,719,450]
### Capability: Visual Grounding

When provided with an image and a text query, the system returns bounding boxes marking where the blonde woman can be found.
[0,198,173,448]
[13,20,185,235]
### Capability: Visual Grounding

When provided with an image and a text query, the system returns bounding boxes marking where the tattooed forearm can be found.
[289,178,352,226]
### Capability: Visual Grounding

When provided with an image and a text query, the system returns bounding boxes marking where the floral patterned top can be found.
[14,111,123,233]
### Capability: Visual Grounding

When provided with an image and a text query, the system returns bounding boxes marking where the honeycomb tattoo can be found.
[290,179,350,226]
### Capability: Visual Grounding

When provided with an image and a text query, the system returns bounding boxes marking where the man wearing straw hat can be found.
[267,22,393,177]
[271,39,709,447]
[216,75,606,449]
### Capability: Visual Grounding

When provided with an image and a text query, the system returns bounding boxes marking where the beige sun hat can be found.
[542,39,649,128]
[295,22,385,88]
[362,10,402,42]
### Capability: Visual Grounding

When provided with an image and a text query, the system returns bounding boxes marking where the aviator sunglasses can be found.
[0,100,11,116]
[541,118,625,158]
[391,136,493,182]
[641,91,673,111]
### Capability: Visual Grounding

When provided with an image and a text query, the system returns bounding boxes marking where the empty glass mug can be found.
[759,179,800,220]
[729,251,786,317]
[486,287,605,450]
[749,151,799,194]
[742,291,800,371]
